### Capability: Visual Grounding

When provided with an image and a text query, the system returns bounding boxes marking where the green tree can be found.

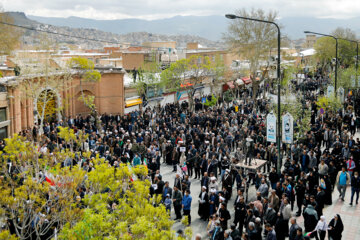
[0,133,85,239]
[161,55,212,111]
[313,27,358,73]
[223,8,278,100]
[131,58,165,111]
[208,54,226,97]
[316,95,342,114]
[0,128,180,239]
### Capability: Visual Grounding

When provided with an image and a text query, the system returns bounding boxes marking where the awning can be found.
[180,83,193,88]
[125,98,142,107]
[227,81,235,88]
[241,77,252,85]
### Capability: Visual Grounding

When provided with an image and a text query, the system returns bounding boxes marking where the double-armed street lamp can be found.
[304,31,339,96]
[225,14,282,174]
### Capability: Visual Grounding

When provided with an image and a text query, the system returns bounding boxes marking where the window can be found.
[0,85,6,92]
[0,108,6,122]
[0,127,7,140]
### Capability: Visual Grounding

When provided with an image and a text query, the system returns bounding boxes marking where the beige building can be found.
[143,41,176,49]
[303,35,317,49]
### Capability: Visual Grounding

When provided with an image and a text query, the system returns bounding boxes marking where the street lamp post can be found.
[304,31,338,96]
[336,38,359,112]
[337,38,358,85]
[225,14,282,173]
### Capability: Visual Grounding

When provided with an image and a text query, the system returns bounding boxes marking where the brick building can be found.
[0,67,125,139]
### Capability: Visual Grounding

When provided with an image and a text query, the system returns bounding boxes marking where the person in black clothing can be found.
[193,152,201,179]
[295,179,306,216]
[219,203,231,231]
[315,186,325,217]
[269,167,279,190]
[234,195,246,234]
[328,214,344,240]
[350,171,360,205]
[186,152,194,177]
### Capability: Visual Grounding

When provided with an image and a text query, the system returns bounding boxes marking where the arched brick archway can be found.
[75,90,95,115]
[34,88,61,124]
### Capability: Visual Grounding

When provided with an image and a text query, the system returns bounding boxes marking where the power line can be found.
[0,20,168,50]
[0,20,121,44]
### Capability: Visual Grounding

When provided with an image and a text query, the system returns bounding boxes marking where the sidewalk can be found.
[296,185,360,240]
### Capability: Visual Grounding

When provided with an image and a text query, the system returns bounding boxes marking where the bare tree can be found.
[223,8,278,101]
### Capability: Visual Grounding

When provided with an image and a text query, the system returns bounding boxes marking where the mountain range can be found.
[5,12,219,48]
[27,14,360,40]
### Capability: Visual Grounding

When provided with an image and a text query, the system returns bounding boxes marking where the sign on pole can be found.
[338,87,345,103]
[266,112,277,143]
[351,75,356,88]
[327,85,335,97]
[201,97,206,103]
[282,113,294,144]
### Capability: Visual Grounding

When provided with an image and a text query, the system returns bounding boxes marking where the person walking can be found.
[335,167,350,201]
[313,216,327,240]
[328,214,344,240]
[350,171,360,205]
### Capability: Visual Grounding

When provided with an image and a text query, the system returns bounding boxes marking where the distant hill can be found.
[4,12,220,48]
[28,15,228,41]
[27,13,360,40]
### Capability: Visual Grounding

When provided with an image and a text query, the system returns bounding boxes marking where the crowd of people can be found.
[8,73,360,240]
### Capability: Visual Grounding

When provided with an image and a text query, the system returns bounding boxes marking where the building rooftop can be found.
[291,48,316,57]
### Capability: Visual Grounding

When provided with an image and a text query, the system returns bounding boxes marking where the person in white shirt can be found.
[314,216,328,240]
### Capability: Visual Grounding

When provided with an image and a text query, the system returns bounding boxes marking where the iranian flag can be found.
[44,172,55,186]
[127,162,134,182]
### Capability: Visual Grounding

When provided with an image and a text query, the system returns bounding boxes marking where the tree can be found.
[313,27,358,74]
[316,95,342,114]
[161,55,212,111]
[131,57,164,111]
[0,128,181,239]
[0,132,85,240]
[0,8,21,54]
[223,8,278,100]
[337,66,357,90]
[208,54,226,97]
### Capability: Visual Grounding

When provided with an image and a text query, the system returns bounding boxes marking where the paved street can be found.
[160,159,360,239]
[160,162,260,238]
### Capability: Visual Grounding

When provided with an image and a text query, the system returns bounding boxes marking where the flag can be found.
[176,165,183,177]
[127,163,134,182]
[304,231,313,237]
[45,175,55,186]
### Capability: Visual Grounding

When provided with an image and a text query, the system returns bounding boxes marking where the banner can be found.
[266,112,277,143]
[327,85,334,98]
[282,113,294,144]
[338,87,345,103]
[351,75,356,88]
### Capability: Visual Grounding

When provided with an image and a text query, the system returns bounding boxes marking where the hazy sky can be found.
[2,0,360,20]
